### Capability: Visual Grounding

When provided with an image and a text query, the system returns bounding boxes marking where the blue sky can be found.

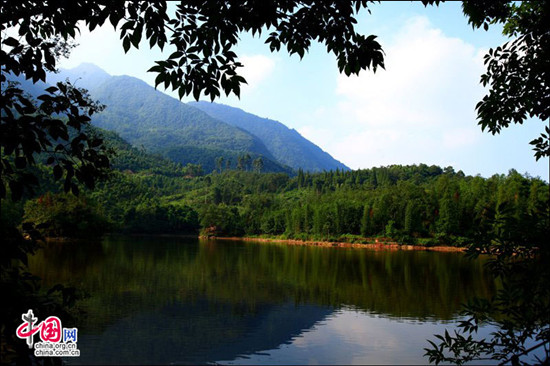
[58,2,548,180]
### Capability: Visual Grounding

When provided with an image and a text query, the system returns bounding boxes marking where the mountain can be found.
[4,72,48,98]
[48,65,291,173]
[10,63,109,97]
[189,101,349,172]
[48,62,111,90]
[86,75,273,156]
[16,63,347,173]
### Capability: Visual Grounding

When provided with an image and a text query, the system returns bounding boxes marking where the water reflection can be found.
[28,236,496,364]
[74,301,332,365]
[222,308,459,365]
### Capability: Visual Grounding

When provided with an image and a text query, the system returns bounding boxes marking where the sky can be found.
[57,2,549,181]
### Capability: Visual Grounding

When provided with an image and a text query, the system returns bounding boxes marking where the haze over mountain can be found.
[40,63,349,172]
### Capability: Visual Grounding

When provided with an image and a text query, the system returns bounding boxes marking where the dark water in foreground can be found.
[28,236,497,364]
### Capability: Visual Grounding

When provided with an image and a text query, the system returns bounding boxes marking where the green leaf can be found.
[122,36,131,53]
[154,73,165,88]
[131,25,143,48]
[147,65,163,73]
[3,37,20,47]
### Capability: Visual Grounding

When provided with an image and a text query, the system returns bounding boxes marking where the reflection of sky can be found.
[219,307,499,365]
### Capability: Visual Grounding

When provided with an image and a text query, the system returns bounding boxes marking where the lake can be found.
[28,236,497,364]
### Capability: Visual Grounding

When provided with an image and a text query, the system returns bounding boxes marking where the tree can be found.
[0,79,110,200]
[183,163,204,177]
[360,203,374,237]
[225,158,232,171]
[236,155,244,171]
[215,156,224,173]
[23,192,109,238]
[123,202,199,233]
[425,2,550,364]
[252,157,264,173]
[425,198,549,365]
[461,1,550,160]
[243,153,252,171]
[437,197,460,236]
[403,200,417,235]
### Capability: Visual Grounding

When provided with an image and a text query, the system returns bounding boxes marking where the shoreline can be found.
[43,234,466,252]
[203,236,466,252]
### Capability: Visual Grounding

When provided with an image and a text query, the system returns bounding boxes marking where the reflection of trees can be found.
[29,237,496,331]
[191,240,495,320]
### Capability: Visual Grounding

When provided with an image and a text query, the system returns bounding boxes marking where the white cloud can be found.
[58,22,168,86]
[301,16,488,171]
[239,54,276,91]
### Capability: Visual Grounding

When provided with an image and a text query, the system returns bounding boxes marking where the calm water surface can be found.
[28,236,497,364]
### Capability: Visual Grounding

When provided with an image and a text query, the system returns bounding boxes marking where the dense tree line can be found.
[193,167,547,248]
[23,192,109,239]
[12,162,547,249]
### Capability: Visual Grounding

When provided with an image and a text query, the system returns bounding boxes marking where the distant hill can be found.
[48,65,291,173]
[189,101,349,172]
[4,72,48,98]
[86,76,274,156]
[48,62,111,90]
[13,63,348,173]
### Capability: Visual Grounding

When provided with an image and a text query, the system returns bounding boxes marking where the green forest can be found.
[5,129,547,248]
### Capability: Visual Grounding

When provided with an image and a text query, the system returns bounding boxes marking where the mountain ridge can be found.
[189,101,350,172]
[51,67,290,173]
[14,63,349,173]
